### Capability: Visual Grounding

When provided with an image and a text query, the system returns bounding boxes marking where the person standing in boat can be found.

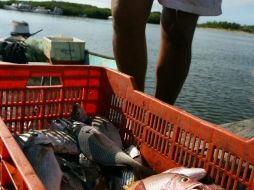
[111,0,222,104]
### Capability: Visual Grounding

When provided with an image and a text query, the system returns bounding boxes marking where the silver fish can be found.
[125,173,208,190]
[22,135,63,190]
[71,103,88,123]
[75,125,153,177]
[91,115,122,148]
[108,167,138,190]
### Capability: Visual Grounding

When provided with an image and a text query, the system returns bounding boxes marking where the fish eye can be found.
[181,177,190,182]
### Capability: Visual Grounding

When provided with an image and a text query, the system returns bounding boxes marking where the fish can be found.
[71,103,123,148]
[75,125,153,178]
[79,152,98,168]
[71,103,89,123]
[125,172,208,190]
[90,115,123,148]
[61,172,84,190]
[163,167,207,181]
[56,154,101,190]
[107,167,138,190]
[17,129,79,155]
[22,135,63,190]
[125,145,140,159]
[48,118,72,132]
[205,184,225,190]
[125,145,143,166]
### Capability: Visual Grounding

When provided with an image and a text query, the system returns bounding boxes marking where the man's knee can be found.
[112,16,145,37]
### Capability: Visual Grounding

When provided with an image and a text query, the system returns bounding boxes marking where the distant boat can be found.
[32,6,50,14]
[4,2,31,12]
[4,4,18,11]
[17,2,31,12]
[51,7,63,15]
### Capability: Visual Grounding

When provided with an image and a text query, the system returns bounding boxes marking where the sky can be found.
[63,0,254,25]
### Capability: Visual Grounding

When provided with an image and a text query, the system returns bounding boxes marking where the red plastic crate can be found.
[0,63,253,190]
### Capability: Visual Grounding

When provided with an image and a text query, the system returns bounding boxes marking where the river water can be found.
[1,9,254,124]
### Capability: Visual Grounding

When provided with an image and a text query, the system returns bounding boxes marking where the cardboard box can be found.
[43,36,85,64]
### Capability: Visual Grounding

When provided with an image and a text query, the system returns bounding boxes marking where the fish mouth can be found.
[190,183,208,190]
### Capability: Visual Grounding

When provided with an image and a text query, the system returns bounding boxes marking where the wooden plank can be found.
[221,118,254,139]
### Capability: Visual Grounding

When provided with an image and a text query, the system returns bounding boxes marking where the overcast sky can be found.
[64,0,254,25]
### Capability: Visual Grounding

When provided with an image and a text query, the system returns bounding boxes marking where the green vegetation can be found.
[0,1,5,8]
[28,1,111,19]
[148,12,161,24]
[1,0,111,19]
[198,21,254,34]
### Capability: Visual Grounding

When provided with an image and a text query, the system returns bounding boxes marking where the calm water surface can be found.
[1,9,254,124]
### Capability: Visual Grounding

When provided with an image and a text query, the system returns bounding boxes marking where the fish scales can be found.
[91,115,123,148]
[108,167,137,190]
[18,129,79,155]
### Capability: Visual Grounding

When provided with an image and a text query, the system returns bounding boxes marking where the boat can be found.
[32,6,50,14]
[4,4,18,11]
[51,7,63,15]
[17,2,31,12]
[1,22,117,69]
[0,38,117,70]
[84,50,117,69]
[41,36,117,69]
[30,49,117,70]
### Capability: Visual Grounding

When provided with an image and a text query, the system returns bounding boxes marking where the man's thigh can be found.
[111,0,154,30]
[161,8,199,47]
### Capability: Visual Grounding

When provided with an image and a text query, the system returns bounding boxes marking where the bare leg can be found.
[111,0,153,91]
[155,8,199,104]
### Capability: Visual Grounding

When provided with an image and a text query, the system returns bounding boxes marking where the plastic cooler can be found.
[0,64,253,190]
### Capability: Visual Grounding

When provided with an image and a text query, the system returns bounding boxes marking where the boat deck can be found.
[222,118,254,139]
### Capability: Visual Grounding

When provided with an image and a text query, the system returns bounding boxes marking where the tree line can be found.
[1,1,253,34]
[198,21,254,34]
[1,0,111,19]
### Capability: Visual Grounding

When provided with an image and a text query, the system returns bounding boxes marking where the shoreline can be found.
[196,27,254,36]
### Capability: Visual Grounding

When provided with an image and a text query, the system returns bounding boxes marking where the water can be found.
[1,9,254,124]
